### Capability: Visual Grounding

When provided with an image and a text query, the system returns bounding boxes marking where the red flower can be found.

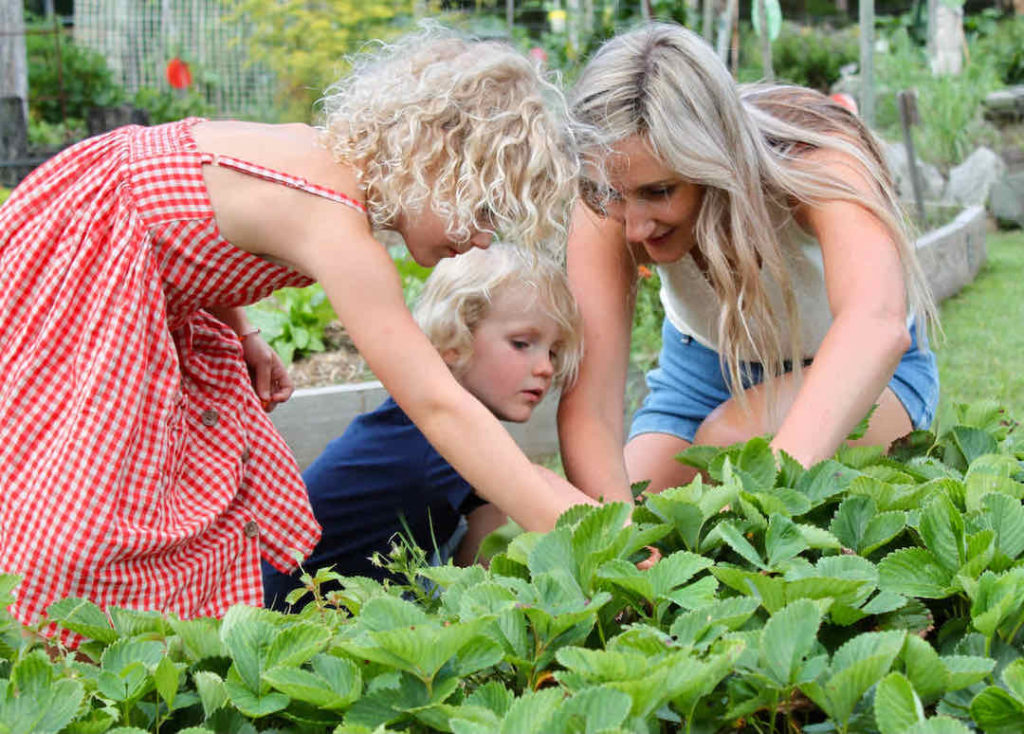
[637,265,654,279]
[528,46,548,65]
[828,92,858,116]
[166,58,192,89]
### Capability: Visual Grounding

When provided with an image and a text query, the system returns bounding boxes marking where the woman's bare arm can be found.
[771,154,911,465]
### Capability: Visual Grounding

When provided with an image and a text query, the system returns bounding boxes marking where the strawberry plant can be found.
[1,400,1021,732]
[246,285,337,365]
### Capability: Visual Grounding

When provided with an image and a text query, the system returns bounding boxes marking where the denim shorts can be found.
[629,319,939,443]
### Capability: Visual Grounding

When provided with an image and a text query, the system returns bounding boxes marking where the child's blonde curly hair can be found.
[317,27,578,255]
[413,243,583,390]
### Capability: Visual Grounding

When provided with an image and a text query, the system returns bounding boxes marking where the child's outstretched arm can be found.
[295,229,600,532]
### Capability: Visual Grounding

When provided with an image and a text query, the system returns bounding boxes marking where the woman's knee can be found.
[693,402,761,448]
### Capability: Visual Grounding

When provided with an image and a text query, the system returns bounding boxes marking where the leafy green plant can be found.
[26,118,84,149]
[25,17,125,126]
[971,13,1024,86]
[874,27,1004,169]
[740,21,860,92]
[0,188,11,206]
[1,400,1020,732]
[246,285,338,365]
[631,264,665,372]
[133,86,214,126]
[226,0,429,122]
[391,251,432,310]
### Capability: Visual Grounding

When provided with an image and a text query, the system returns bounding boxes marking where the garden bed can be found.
[5,402,1022,733]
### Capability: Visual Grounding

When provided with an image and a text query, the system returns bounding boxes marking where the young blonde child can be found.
[262,243,583,608]
[0,27,597,643]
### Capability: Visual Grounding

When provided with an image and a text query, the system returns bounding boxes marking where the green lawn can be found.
[933,227,1024,427]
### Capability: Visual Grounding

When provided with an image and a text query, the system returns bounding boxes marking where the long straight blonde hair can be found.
[571,22,937,402]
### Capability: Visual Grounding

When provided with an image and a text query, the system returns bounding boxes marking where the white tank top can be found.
[658,220,833,361]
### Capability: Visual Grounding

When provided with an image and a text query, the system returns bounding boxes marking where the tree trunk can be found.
[684,0,699,28]
[567,0,581,54]
[756,0,774,80]
[858,0,875,126]
[0,0,28,123]
[730,0,740,72]
[702,0,715,41]
[931,3,964,75]
[715,0,734,63]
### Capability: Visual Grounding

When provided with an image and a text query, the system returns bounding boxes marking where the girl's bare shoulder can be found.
[191,120,360,195]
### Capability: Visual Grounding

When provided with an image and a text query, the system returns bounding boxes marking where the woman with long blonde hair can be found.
[558,23,939,501]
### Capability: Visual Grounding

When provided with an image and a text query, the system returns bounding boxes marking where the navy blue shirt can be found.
[262,397,483,609]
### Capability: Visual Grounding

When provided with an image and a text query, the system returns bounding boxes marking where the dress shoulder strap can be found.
[198,151,366,215]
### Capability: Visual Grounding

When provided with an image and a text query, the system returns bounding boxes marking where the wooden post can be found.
[756,0,774,80]
[730,0,740,72]
[0,96,28,167]
[858,0,875,126]
[52,14,68,129]
[898,90,926,223]
[715,0,735,63]
[506,0,514,31]
[703,0,715,41]
[568,0,581,53]
[926,0,937,58]
[0,0,28,122]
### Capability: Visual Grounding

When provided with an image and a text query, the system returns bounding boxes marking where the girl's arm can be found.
[209,305,293,409]
[455,503,508,567]
[771,155,912,466]
[557,204,640,505]
[197,125,599,529]
[290,226,598,532]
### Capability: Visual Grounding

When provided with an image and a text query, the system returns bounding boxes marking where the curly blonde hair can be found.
[413,243,583,389]
[318,27,578,256]
[571,22,937,403]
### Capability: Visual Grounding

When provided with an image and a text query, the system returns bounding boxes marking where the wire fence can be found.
[72,0,278,121]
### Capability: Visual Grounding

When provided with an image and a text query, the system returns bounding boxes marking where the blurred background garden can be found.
[1,0,1021,423]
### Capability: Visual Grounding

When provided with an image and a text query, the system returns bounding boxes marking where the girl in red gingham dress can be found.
[0,29,596,644]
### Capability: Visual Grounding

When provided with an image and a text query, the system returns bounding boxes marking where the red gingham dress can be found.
[0,118,356,640]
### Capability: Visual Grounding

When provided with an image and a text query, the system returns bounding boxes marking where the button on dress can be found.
[0,118,357,642]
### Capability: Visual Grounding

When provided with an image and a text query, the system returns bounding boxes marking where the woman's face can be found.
[592,135,704,264]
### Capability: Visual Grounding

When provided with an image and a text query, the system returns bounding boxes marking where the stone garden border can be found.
[273,205,987,468]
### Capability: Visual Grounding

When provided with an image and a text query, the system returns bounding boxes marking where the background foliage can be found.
[23,14,213,149]
[224,0,434,122]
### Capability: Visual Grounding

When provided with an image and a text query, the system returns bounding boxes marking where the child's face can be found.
[399,207,494,267]
[447,287,563,423]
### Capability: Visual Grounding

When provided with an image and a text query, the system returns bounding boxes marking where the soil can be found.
[286,321,376,389]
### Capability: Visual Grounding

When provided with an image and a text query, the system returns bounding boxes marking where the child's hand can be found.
[241,335,294,411]
[635,545,661,570]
